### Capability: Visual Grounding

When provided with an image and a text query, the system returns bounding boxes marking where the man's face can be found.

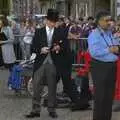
[46,19,57,28]
[88,19,94,24]
[98,16,111,30]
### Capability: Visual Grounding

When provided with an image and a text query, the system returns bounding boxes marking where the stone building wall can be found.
[2,0,116,19]
[91,0,116,18]
[39,0,56,14]
[11,0,41,20]
[95,0,110,14]
[0,0,9,15]
[56,0,89,18]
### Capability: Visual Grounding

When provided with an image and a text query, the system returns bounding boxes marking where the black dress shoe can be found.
[70,103,90,111]
[49,112,58,118]
[25,112,40,118]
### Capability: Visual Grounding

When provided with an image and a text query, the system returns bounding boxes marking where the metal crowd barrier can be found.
[69,38,88,66]
[13,35,88,64]
[70,38,93,91]
[14,34,25,62]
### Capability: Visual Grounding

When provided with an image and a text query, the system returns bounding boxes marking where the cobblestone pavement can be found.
[0,69,120,120]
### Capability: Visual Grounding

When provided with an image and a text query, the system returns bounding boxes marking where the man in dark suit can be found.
[25,9,62,118]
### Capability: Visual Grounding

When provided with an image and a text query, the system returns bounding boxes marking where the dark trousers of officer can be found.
[91,59,116,120]
[32,63,56,113]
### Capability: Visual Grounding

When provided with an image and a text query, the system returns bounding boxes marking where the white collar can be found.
[46,26,54,32]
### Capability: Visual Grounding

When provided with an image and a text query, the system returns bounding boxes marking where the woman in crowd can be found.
[22,19,35,60]
[0,16,16,88]
[0,16,16,70]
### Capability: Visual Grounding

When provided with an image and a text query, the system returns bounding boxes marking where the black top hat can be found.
[46,8,59,22]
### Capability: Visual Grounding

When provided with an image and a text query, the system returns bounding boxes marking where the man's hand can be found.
[41,47,50,54]
[109,46,119,54]
[30,53,36,60]
[52,45,60,54]
[0,41,4,44]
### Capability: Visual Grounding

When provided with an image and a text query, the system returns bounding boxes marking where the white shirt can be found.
[46,26,54,47]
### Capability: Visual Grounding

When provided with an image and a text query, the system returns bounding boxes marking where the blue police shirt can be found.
[88,28,119,62]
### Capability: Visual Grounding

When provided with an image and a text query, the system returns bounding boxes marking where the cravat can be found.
[43,28,53,64]
[47,28,53,47]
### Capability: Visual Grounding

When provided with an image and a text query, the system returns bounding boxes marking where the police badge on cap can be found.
[46,9,59,22]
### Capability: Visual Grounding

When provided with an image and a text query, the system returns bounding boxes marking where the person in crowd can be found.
[22,19,35,60]
[10,20,20,35]
[19,19,26,35]
[46,19,90,111]
[83,16,96,38]
[113,20,120,38]
[17,19,26,60]
[0,16,16,69]
[109,18,116,34]
[78,17,84,27]
[54,17,90,103]
[0,16,16,87]
[68,21,82,40]
[88,11,120,120]
[0,15,5,66]
[112,19,120,112]
[10,20,23,60]
[55,17,92,105]
[56,18,66,29]
[64,17,71,36]
[67,20,83,64]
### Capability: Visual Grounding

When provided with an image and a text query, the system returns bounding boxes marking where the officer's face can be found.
[98,16,111,30]
[46,19,57,28]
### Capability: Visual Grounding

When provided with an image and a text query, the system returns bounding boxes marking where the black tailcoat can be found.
[31,27,72,73]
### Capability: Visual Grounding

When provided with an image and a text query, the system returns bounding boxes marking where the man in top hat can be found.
[25,8,61,118]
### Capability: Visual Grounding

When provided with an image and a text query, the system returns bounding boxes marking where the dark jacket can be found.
[31,27,72,73]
